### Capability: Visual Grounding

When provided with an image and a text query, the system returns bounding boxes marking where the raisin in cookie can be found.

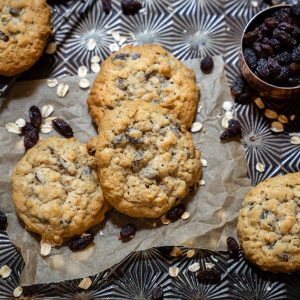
[87,44,199,129]
[95,100,202,218]
[12,137,109,246]
[0,0,51,76]
[238,173,300,273]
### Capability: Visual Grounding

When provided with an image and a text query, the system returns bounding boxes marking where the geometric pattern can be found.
[1,0,300,298]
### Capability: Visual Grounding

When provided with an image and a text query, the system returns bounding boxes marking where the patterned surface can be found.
[1,0,300,298]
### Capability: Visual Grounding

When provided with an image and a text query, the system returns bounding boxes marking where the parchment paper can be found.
[0,56,251,285]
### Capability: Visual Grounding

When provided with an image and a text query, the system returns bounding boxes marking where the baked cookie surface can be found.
[95,100,202,218]
[237,172,300,273]
[0,0,51,76]
[12,137,109,246]
[87,44,199,129]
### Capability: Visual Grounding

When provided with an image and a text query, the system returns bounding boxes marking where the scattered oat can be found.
[112,31,121,41]
[254,97,265,109]
[57,83,69,98]
[45,42,57,55]
[91,55,101,63]
[45,117,57,124]
[181,211,190,220]
[200,180,205,186]
[222,101,234,112]
[161,215,171,225]
[40,242,52,256]
[197,105,202,113]
[251,0,259,8]
[119,36,127,46]
[87,38,97,51]
[205,262,215,269]
[78,66,88,78]
[78,277,92,290]
[291,136,300,145]
[271,121,284,133]
[5,123,21,134]
[170,247,182,257]
[13,286,23,298]
[256,162,265,173]
[91,63,101,73]
[191,122,203,133]
[15,118,26,128]
[188,262,200,272]
[152,222,157,227]
[221,111,234,129]
[186,249,196,258]
[41,105,54,118]
[79,78,90,89]
[290,115,296,121]
[47,78,58,88]
[264,109,278,120]
[0,265,11,278]
[109,42,120,52]
[41,123,53,134]
[201,158,207,167]
[169,266,179,277]
[278,114,288,124]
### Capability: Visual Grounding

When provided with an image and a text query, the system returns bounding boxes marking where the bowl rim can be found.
[240,4,300,91]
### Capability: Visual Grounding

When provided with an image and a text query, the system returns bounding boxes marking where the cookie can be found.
[0,0,51,76]
[237,173,300,273]
[95,100,202,218]
[87,44,199,129]
[12,137,109,246]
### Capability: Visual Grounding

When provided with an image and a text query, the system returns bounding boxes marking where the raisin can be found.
[197,268,221,284]
[0,211,7,230]
[117,78,127,90]
[68,234,94,252]
[151,286,164,300]
[227,237,240,259]
[260,44,273,56]
[243,30,258,47]
[278,22,294,32]
[268,38,281,51]
[273,29,296,47]
[236,92,252,104]
[131,53,141,60]
[121,0,142,15]
[273,8,293,23]
[52,118,74,138]
[292,45,300,63]
[220,119,242,141]
[289,63,300,75]
[275,66,289,85]
[252,42,263,58]
[9,7,20,15]
[277,51,291,64]
[291,26,300,38]
[29,105,42,129]
[119,224,136,240]
[267,57,281,74]
[243,48,257,69]
[0,31,9,42]
[291,4,300,20]
[200,56,214,74]
[264,17,278,29]
[22,123,39,150]
[256,58,270,79]
[230,77,245,100]
[279,253,289,262]
[101,0,111,14]
[166,204,185,221]
[259,23,270,35]
[112,53,130,61]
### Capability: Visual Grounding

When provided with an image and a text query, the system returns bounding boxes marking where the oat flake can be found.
[181,211,190,220]
[201,158,207,167]
[57,83,69,98]
[111,31,121,42]
[0,265,11,278]
[13,286,23,298]
[200,180,205,186]
[271,121,284,133]
[278,114,288,124]
[119,36,127,46]
[40,242,52,256]
[290,114,296,121]
[78,277,92,290]
[186,249,196,258]
[87,38,97,51]
[205,262,215,269]
[170,247,182,257]
[41,124,53,134]
[191,122,203,133]
[91,63,101,73]
[264,109,278,120]
[5,123,21,134]
[91,55,101,63]
[47,78,58,88]
[78,66,88,78]
[41,105,54,118]
[169,266,179,277]
[256,162,265,173]
[222,101,234,112]
[15,118,26,128]
[45,42,57,55]
[291,136,300,145]
[254,97,265,109]
[161,215,171,225]
[79,78,90,89]
[188,262,200,272]
[109,43,120,53]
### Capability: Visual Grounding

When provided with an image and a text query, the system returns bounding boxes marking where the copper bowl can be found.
[240,4,300,100]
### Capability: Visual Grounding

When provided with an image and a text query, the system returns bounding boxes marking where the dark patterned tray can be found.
[1,0,300,299]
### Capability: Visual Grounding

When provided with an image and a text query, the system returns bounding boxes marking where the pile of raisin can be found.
[243,5,300,87]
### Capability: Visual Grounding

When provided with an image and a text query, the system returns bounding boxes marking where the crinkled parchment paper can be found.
[0,56,251,285]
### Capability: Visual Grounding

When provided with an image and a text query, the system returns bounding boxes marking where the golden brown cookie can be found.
[237,172,300,273]
[87,44,199,129]
[0,0,51,76]
[12,137,109,246]
[95,100,202,218]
